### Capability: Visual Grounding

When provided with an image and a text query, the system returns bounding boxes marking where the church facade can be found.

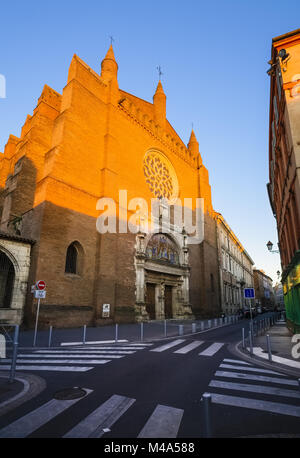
[0,45,223,328]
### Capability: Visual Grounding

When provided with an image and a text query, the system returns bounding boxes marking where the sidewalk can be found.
[14,316,239,348]
[235,319,300,377]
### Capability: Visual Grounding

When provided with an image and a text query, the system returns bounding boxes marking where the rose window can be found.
[143,151,178,203]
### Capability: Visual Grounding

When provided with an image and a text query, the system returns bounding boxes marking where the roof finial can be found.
[157,65,163,81]
[109,35,115,46]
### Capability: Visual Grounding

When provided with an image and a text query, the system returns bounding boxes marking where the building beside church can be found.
[253,269,275,310]
[215,213,254,315]
[0,45,254,328]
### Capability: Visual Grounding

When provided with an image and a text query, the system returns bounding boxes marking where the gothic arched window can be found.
[65,242,82,274]
[0,251,15,308]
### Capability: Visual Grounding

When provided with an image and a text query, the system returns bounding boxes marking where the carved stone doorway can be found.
[145,283,156,320]
[164,285,173,319]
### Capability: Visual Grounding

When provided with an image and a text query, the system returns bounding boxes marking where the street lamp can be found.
[266,241,279,254]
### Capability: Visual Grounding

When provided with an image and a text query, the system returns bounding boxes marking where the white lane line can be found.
[219,364,287,376]
[207,392,300,417]
[17,354,125,359]
[199,343,224,356]
[215,371,299,386]
[150,339,186,353]
[6,359,110,365]
[33,350,136,354]
[0,389,93,437]
[71,347,148,350]
[250,347,300,370]
[223,359,252,366]
[209,380,300,399]
[138,405,184,438]
[61,340,128,346]
[64,394,135,438]
[174,341,204,354]
[0,365,93,372]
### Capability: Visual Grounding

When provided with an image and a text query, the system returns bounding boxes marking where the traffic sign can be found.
[244,288,255,299]
[36,280,46,290]
[34,290,46,299]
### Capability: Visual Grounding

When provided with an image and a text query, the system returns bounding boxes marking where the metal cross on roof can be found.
[109,36,115,45]
[157,65,163,80]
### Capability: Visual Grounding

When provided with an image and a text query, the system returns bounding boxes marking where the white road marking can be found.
[6,359,110,365]
[174,341,204,354]
[0,365,93,372]
[223,358,252,366]
[64,394,135,438]
[150,339,186,353]
[215,371,299,386]
[207,392,300,417]
[34,350,135,354]
[138,405,184,438]
[17,353,125,359]
[199,343,224,356]
[70,346,149,350]
[60,340,128,346]
[0,389,93,437]
[219,363,287,376]
[209,380,300,399]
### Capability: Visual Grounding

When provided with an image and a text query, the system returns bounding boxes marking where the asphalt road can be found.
[1,317,300,441]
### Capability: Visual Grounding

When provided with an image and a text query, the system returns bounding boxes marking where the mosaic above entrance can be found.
[146,234,179,265]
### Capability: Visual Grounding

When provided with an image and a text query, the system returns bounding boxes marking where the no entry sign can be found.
[36,280,46,290]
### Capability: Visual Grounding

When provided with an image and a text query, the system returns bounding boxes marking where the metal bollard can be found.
[192,323,196,333]
[249,330,253,356]
[202,393,213,438]
[179,325,184,336]
[48,326,53,348]
[9,325,19,384]
[115,323,119,343]
[164,320,167,337]
[201,321,205,331]
[214,319,218,327]
[242,328,245,349]
[208,320,212,328]
[266,334,272,362]
[83,325,87,345]
[140,322,144,341]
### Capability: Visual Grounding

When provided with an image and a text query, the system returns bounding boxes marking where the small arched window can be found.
[65,243,78,274]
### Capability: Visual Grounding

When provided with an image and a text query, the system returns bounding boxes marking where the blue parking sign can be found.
[244,288,255,299]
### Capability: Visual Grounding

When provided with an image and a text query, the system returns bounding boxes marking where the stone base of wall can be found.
[28,304,94,329]
[0,308,23,325]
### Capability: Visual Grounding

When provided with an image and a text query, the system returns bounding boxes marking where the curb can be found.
[0,372,46,416]
[229,341,300,378]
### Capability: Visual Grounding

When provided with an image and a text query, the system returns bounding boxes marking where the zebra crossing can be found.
[0,343,153,373]
[1,357,300,438]
[150,339,225,357]
[0,390,186,438]
[205,357,300,417]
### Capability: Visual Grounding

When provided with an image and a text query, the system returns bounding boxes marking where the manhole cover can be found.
[54,387,87,400]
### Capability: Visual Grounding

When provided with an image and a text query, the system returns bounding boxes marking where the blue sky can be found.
[1,0,299,284]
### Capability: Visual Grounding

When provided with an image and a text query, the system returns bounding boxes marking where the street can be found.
[0,317,300,440]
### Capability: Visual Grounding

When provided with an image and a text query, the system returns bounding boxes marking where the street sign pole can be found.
[33,297,41,347]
